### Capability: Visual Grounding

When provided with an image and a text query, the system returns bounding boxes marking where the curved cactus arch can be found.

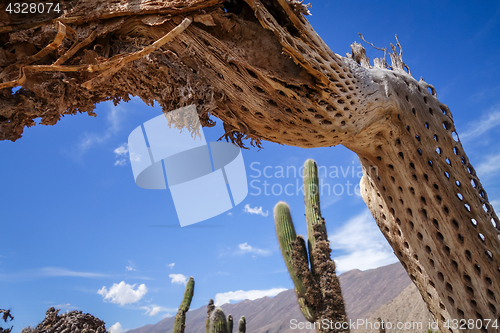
[1,1,499,332]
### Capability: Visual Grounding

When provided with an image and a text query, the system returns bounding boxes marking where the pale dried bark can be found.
[1,1,499,332]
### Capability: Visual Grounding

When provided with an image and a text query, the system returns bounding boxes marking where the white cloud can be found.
[114,144,129,156]
[167,263,175,269]
[97,281,148,306]
[109,322,124,333]
[329,210,397,273]
[237,242,271,256]
[140,305,176,317]
[113,143,141,166]
[243,204,268,217]
[476,153,500,177]
[214,288,287,306]
[169,274,188,285]
[227,212,233,216]
[460,108,500,141]
[114,143,129,166]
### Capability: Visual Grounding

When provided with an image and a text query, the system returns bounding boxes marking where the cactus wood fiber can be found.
[173,276,195,333]
[205,301,246,333]
[274,159,348,333]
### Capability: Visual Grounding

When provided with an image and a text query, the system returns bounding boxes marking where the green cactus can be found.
[237,316,246,333]
[208,308,228,333]
[171,280,246,333]
[227,315,233,333]
[173,277,194,333]
[274,159,348,333]
[206,299,215,333]
[205,302,245,333]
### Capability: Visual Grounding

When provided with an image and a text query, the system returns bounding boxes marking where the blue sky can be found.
[1,1,500,333]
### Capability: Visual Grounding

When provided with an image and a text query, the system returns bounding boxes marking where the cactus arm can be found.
[173,277,195,333]
[297,296,314,322]
[227,315,233,333]
[208,308,228,333]
[303,159,327,274]
[274,201,308,296]
[237,316,246,333]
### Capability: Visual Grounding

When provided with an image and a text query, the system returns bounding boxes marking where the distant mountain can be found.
[352,283,435,333]
[340,262,413,321]
[126,262,427,333]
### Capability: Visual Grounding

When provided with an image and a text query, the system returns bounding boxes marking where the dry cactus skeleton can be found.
[1,1,499,332]
[20,307,107,333]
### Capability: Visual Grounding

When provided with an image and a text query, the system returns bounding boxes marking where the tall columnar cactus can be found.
[173,277,194,333]
[208,308,227,333]
[226,315,233,333]
[274,159,348,333]
[237,316,246,333]
[206,299,215,333]
[169,279,247,333]
[205,302,245,333]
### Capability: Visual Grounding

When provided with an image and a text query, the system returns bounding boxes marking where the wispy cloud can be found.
[109,322,125,333]
[460,108,500,141]
[77,104,127,154]
[97,281,148,306]
[125,260,137,272]
[39,267,109,279]
[169,274,188,285]
[237,242,271,256]
[243,204,268,217]
[114,143,129,166]
[476,153,500,177]
[140,305,176,317]
[329,210,397,273]
[214,288,287,306]
[167,263,175,269]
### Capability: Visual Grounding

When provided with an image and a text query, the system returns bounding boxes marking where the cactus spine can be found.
[274,159,349,333]
[173,277,194,333]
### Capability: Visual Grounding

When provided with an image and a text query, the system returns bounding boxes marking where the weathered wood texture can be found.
[1,1,499,332]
